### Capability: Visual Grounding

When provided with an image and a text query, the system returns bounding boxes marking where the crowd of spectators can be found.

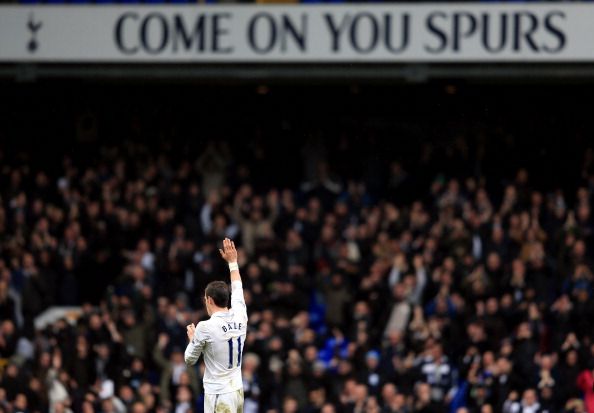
[1,134,594,413]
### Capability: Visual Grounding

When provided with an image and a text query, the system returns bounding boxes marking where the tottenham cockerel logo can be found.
[27,13,42,53]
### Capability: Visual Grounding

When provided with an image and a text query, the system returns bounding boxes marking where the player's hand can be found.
[186,323,196,342]
[219,238,238,263]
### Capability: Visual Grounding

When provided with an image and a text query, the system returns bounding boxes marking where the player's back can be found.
[200,308,247,394]
[184,240,247,413]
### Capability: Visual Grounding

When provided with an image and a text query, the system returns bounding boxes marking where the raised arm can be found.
[219,238,241,283]
[219,238,247,321]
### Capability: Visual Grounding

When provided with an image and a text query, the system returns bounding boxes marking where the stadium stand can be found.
[0,83,594,413]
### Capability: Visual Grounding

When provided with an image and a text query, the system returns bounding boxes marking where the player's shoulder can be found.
[196,320,213,334]
[229,308,248,324]
[198,318,216,327]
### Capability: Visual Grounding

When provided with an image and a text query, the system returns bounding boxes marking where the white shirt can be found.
[184,280,248,395]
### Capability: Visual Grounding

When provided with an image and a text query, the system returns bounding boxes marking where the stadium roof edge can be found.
[4,63,594,83]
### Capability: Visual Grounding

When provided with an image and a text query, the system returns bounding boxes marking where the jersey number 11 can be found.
[227,337,242,369]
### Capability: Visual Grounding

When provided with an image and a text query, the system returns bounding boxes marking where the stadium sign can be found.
[0,4,592,62]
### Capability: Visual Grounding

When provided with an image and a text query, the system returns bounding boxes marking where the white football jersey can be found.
[184,280,248,395]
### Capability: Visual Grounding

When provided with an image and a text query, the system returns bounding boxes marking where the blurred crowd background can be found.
[1,83,594,413]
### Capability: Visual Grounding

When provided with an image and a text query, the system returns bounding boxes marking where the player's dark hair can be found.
[205,281,230,308]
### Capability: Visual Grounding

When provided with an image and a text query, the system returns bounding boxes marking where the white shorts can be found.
[204,389,244,413]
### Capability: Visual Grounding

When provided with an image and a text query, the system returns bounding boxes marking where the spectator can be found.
[1,129,594,413]
[152,333,200,405]
[577,363,594,413]
[503,389,542,413]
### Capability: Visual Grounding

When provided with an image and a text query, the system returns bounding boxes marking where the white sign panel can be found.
[0,4,592,62]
